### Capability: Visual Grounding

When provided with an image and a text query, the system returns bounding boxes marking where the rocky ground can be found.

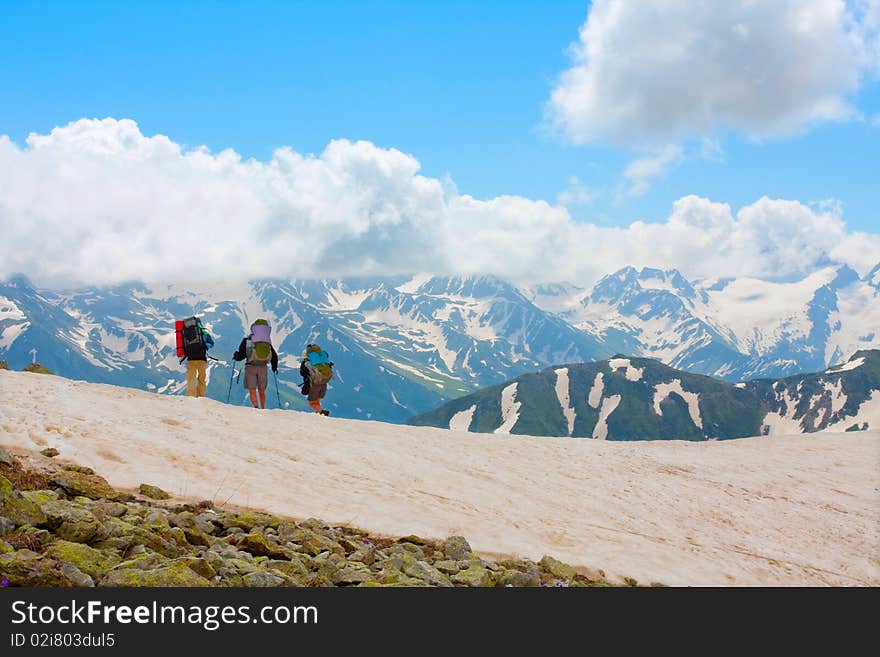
[0,447,642,587]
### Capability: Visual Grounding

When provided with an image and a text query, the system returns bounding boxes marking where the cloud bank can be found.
[0,118,877,288]
[547,0,879,146]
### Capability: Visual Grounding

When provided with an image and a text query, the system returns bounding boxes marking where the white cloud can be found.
[623,145,683,196]
[0,118,877,289]
[547,0,874,146]
[557,176,594,206]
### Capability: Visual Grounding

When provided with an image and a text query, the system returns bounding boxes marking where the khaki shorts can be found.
[244,364,268,391]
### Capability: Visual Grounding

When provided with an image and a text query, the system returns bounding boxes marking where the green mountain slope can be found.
[408,351,880,440]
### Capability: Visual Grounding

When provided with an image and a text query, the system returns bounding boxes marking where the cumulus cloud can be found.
[0,118,877,289]
[547,0,876,146]
[623,145,684,196]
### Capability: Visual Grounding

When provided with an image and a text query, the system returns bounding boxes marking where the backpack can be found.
[304,344,333,385]
[246,320,273,366]
[177,316,206,360]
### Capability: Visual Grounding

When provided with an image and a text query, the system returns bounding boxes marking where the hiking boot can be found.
[320,410,330,416]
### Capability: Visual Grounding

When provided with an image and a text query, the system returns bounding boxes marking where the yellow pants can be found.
[186,360,207,397]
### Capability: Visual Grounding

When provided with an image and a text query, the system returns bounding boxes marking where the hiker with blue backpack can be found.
[232,319,279,409]
[300,343,333,416]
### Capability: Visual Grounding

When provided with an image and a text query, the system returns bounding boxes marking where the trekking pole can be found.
[273,370,282,409]
[226,364,235,404]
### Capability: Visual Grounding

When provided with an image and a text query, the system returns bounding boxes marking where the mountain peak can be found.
[1,273,35,290]
[588,266,696,304]
[418,274,519,299]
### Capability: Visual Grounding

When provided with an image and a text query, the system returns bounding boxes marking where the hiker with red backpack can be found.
[175,316,216,398]
[299,343,333,416]
[232,319,279,409]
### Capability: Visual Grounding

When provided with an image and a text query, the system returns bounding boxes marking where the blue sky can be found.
[0,1,878,288]
[2,0,878,231]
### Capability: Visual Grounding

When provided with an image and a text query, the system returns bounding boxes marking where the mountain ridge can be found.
[1,264,878,423]
[408,350,880,440]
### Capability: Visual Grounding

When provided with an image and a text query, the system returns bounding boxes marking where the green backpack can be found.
[246,319,273,365]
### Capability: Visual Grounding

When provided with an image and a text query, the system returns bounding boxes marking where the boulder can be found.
[38,499,99,543]
[93,502,129,518]
[236,532,293,559]
[434,560,462,574]
[44,540,120,579]
[451,561,496,587]
[101,562,212,587]
[285,528,344,557]
[498,569,541,587]
[0,550,90,586]
[138,484,171,500]
[61,464,95,475]
[242,571,286,587]
[401,553,453,587]
[0,474,47,526]
[58,563,95,587]
[218,510,279,532]
[50,470,116,500]
[39,448,60,458]
[175,556,216,581]
[0,516,15,536]
[264,556,310,579]
[443,535,473,561]
[331,564,372,585]
[539,555,577,583]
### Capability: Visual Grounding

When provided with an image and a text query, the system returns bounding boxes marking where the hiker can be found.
[176,316,215,398]
[300,343,333,416]
[232,319,279,409]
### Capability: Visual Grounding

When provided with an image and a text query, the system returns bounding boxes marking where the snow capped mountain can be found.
[0,274,613,422]
[409,350,880,439]
[554,264,880,381]
[748,350,880,435]
[1,264,877,424]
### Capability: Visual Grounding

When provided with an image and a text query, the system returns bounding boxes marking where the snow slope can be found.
[1,370,877,586]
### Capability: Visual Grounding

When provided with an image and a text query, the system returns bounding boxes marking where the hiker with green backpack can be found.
[232,319,279,409]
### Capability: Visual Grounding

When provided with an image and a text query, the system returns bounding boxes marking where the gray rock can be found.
[539,555,577,582]
[138,484,171,500]
[451,561,496,587]
[58,562,94,587]
[242,571,285,587]
[36,499,99,543]
[443,535,472,561]
[498,569,541,587]
[0,516,15,536]
[402,554,453,587]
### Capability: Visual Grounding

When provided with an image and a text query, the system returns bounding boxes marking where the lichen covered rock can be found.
[138,484,171,500]
[50,470,116,500]
[0,474,47,527]
[101,562,212,587]
[44,540,120,579]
